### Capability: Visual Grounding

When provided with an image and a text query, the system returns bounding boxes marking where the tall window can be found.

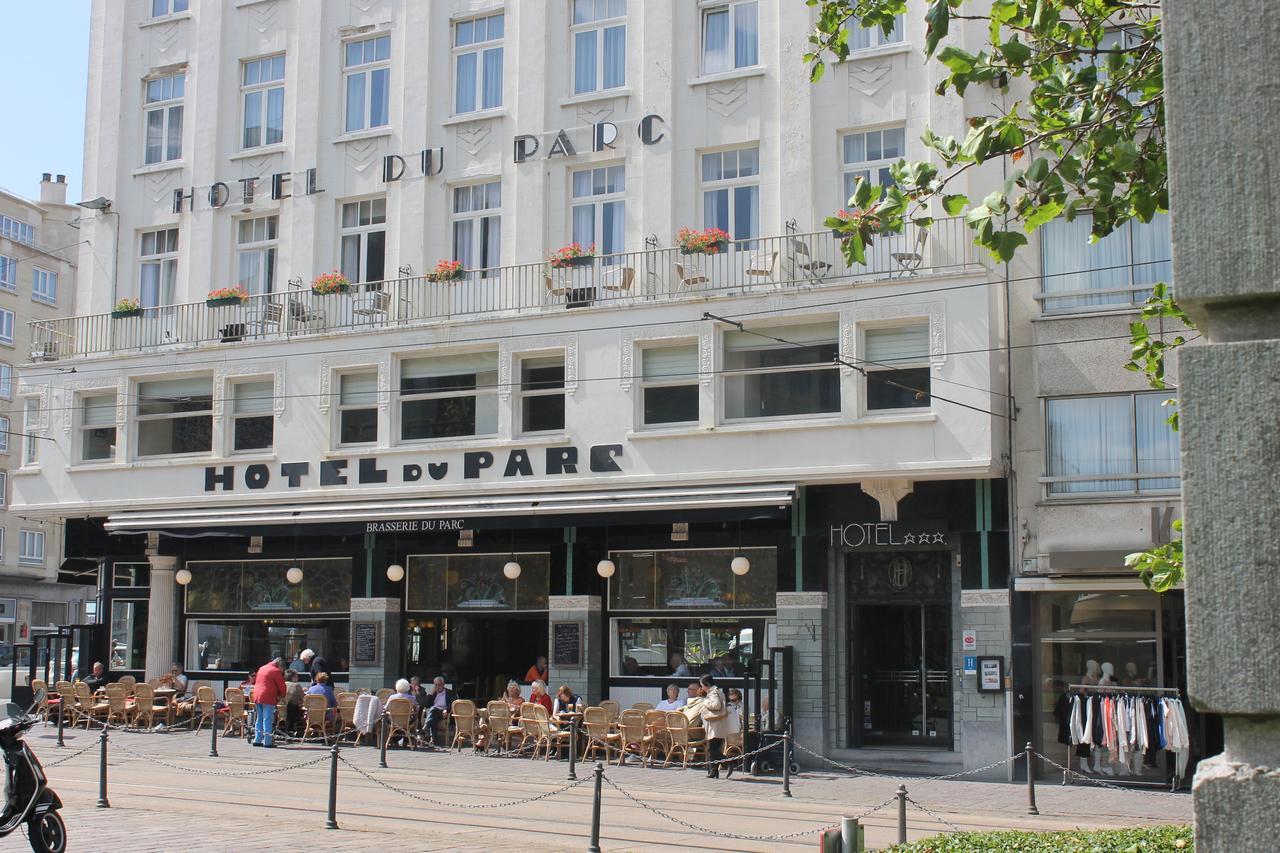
[22,398,38,465]
[451,182,501,276]
[454,12,504,114]
[641,344,699,426]
[0,364,12,399]
[702,146,759,245]
[701,1,759,74]
[32,268,57,305]
[336,371,378,446]
[723,321,839,420]
[1046,393,1180,496]
[849,14,903,50]
[80,393,117,462]
[236,216,277,295]
[519,355,566,434]
[339,198,386,284]
[863,324,931,411]
[0,415,9,453]
[572,0,626,94]
[241,55,285,149]
[135,377,213,457]
[0,472,6,508]
[343,35,390,133]
[400,352,499,441]
[0,255,16,291]
[18,530,44,567]
[842,127,905,202]
[231,380,274,453]
[0,309,14,345]
[139,228,179,308]
[0,216,35,247]
[571,165,625,259]
[1041,213,1171,313]
[151,0,188,16]
[144,72,184,165]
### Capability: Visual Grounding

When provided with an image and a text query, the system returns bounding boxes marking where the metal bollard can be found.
[209,710,219,757]
[1025,742,1040,815]
[587,762,604,852]
[326,743,340,830]
[781,719,793,798]
[97,728,110,809]
[841,816,862,853]
[568,718,578,781]
[378,715,388,769]
[56,698,65,747]
[897,784,908,845]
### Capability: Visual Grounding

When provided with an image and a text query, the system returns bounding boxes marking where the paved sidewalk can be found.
[32,727,1192,851]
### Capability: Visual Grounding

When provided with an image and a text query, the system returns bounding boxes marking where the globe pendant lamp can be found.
[175,568,192,586]
[387,563,405,582]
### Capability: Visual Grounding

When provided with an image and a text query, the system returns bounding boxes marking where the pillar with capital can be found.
[144,555,180,680]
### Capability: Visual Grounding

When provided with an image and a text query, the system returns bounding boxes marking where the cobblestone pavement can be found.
[29,727,1192,851]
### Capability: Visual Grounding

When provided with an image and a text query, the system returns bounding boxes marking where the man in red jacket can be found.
[251,657,287,748]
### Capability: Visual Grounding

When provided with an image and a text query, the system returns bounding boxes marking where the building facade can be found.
[15,0,1025,773]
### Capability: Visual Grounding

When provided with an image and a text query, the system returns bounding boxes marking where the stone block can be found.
[1193,754,1280,853]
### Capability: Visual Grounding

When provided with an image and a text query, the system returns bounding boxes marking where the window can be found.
[1041,213,1171,313]
[0,416,9,453]
[0,364,11,399]
[0,472,6,507]
[18,530,45,567]
[151,0,188,17]
[139,228,179,308]
[21,398,37,465]
[613,616,768,677]
[144,72,184,165]
[339,198,386,284]
[185,619,350,673]
[0,216,35,247]
[0,255,16,290]
[343,35,390,133]
[864,324,931,411]
[110,600,148,670]
[842,127,905,202]
[702,146,759,245]
[849,14,903,50]
[235,215,277,295]
[32,268,56,305]
[241,54,285,149]
[608,546,777,611]
[454,12,504,114]
[1045,392,1180,496]
[701,1,758,74]
[406,553,550,611]
[29,601,64,628]
[81,393,117,462]
[135,376,213,457]
[113,562,151,588]
[519,355,566,434]
[723,321,839,420]
[400,352,498,441]
[183,558,352,615]
[0,309,13,345]
[231,380,274,452]
[572,0,626,94]
[571,165,625,259]
[451,182,501,276]
[336,371,378,446]
[641,344,699,426]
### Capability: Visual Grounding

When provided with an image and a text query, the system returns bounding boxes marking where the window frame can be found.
[240,54,286,150]
[847,14,903,50]
[79,391,118,463]
[139,227,179,309]
[450,180,502,278]
[571,0,627,95]
[335,369,379,448]
[0,309,13,345]
[840,126,906,204]
[0,364,11,400]
[229,378,275,455]
[638,342,701,429]
[570,164,626,260]
[397,350,500,443]
[700,145,761,246]
[143,71,185,166]
[1038,212,1171,314]
[0,254,16,291]
[0,415,9,454]
[133,375,214,459]
[0,216,35,247]
[341,35,391,134]
[518,352,567,436]
[452,11,505,115]
[0,471,6,508]
[720,320,841,424]
[1043,391,1181,498]
[861,322,933,413]
[235,215,278,296]
[31,267,57,306]
[21,397,38,466]
[18,529,45,567]
[338,197,387,285]
[151,0,188,18]
[700,0,760,75]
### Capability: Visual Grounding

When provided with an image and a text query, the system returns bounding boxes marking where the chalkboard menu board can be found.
[552,621,582,668]
[353,621,379,665]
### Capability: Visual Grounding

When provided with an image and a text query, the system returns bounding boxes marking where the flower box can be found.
[206,296,244,307]
[111,308,142,319]
[676,227,732,256]
[206,286,249,307]
[426,260,466,282]
[311,272,351,296]
[680,239,727,255]
[560,254,594,268]
[548,243,596,269]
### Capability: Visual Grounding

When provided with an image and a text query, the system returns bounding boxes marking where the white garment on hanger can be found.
[1069,694,1086,744]
[1083,694,1095,745]
[1163,698,1190,778]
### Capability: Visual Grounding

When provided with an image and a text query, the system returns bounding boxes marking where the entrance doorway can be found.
[404,615,546,701]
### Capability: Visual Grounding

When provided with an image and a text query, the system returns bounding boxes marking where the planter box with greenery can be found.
[426,259,466,282]
[111,299,142,319]
[549,243,595,269]
[676,226,730,255]
[311,271,351,295]
[206,286,249,307]
[887,825,1193,852]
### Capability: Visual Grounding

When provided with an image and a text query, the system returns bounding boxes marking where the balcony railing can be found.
[29,220,979,362]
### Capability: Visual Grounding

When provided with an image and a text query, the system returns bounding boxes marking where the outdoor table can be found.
[153,688,178,727]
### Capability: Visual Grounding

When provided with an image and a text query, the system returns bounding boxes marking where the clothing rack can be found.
[1063,684,1184,791]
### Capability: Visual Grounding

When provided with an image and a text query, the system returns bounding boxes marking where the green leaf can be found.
[987,230,1028,262]
[924,0,950,56]
[938,46,978,74]
[942,194,968,215]
[1023,200,1063,231]
[1113,139,1141,171]
[1000,37,1031,65]
[1026,156,1050,183]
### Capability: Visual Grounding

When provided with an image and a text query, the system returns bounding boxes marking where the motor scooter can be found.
[0,689,66,852]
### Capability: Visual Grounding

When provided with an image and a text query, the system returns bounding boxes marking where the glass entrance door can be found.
[853,602,951,746]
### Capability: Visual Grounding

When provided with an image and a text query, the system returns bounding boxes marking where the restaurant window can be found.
[336,371,378,446]
[723,321,839,420]
[135,376,213,457]
[399,351,499,441]
[608,547,776,611]
[339,197,386,284]
[571,165,625,261]
[640,344,699,426]
[1045,392,1180,496]
[342,35,390,133]
[1041,213,1171,313]
[111,600,148,670]
[454,12,504,114]
[842,126,905,203]
[231,380,274,453]
[701,1,759,74]
[113,562,151,588]
[241,54,285,149]
[519,355,566,434]
[80,392,117,462]
[143,72,184,165]
[139,228,179,309]
[451,181,501,276]
[235,215,277,295]
[572,0,626,95]
[405,553,550,611]
[701,146,760,247]
[863,323,931,411]
[183,557,352,615]
[185,620,351,674]
[612,616,767,678]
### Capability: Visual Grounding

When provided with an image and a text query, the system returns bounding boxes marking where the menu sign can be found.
[552,621,583,668]
[353,621,379,665]
[977,656,1004,693]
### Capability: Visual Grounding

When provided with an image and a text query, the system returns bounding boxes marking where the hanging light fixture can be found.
[731,556,751,576]
[175,568,192,586]
[596,524,615,577]
[503,561,522,580]
[286,566,304,584]
[386,563,405,582]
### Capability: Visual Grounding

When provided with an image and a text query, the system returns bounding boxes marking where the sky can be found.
[0,2,91,203]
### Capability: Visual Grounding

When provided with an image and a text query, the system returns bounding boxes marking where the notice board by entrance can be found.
[353,621,379,665]
[552,620,583,668]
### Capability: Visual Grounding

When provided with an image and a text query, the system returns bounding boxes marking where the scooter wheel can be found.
[28,810,66,853]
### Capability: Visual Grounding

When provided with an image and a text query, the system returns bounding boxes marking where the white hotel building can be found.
[13,0,1024,774]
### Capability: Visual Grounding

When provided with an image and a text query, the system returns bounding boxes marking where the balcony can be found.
[29,220,980,362]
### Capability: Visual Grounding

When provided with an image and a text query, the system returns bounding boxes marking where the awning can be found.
[104,483,796,532]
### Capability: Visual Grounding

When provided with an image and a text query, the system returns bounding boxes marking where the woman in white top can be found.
[655,683,685,711]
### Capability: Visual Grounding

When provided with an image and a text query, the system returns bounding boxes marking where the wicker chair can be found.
[599,700,621,723]
[104,684,129,728]
[54,680,75,725]
[223,688,249,737]
[384,697,416,750]
[130,683,163,729]
[117,674,137,696]
[302,694,332,743]
[642,709,670,767]
[336,693,359,744]
[664,711,706,768]
[485,701,520,753]
[616,709,647,766]
[526,704,571,761]
[630,702,655,712]
[190,685,218,732]
[29,679,49,724]
[582,706,620,762]
[449,699,478,751]
[76,684,102,730]
[375,688,394,704]
[517,702,542,754]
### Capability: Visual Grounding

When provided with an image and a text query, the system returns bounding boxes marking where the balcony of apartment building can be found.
[27,218,980,364]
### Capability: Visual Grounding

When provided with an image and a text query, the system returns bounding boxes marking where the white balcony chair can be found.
[544,274,570,302]
[746,250,779,283]
[891,229,928,277]
[247,301,283,337]
[288,298,326,332]
[791,239,832,283]
[601,266,635,295]
[674,262,708,290]
[352,289,392,318]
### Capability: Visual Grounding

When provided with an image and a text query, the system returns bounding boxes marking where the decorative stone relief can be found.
[500,334,579,400]
[60,376,128,435]
[145,172,176,204]
[318,352,388,414]
[860,478,914,521]
[17,384,51,433]
[343,139,382,173]
[618,323,711,391]
[212,361,286,417]
[454,122,493,157]
[706,80,748,117]
[848,58,894,97]
[247,1,278,33]
[150,23,181,54]
[576,102,615,125]
[961,590,1011,608]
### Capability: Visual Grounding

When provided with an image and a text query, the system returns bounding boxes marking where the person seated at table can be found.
[523,655,548,684]
[83,662,108,692]
[669,652,693,677]
[502,681,524,717]
[685,682,704,705]
[409,675,430,708]
[239,672,256,694]
[285,669,306,734]
[710,656,737,678]
[158,663,189,695]
[528,680,553,716]
[656,683,685,711]
[552,684,581,719]
[307,672,338,721]
[422,676,453,747]
[389,678,417,707]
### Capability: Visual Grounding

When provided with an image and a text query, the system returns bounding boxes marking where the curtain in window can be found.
[704,188,730,233]
[480,216,500,272]
[574,30,597,93]
[1042,215,1132,311]
[266,88,284,144]
[703,9,730,73]
[345,72,365,132]
[1131,213,1172,288]
[734,1,759,68]
[864,324,928,364]
[234,382,274,414]
[603,25,626,88]
[238,251,261,294]
[370,68,389,126]
[243,91,262,148]
[482,48,503,109]
[453,219,473,268]
[572,204,595,248]
[145,110,164,164]
[1135,393,1179,490]
[140,263,161,308]
[166,106,183,160]
[602,200,624,258]
[642,345,698,381]
[1046,397,1134,494]
[455,54,477,113]
[340,235,361,283]
[83,395,117,427]
[733,185,759,242]
[339,373,377,406]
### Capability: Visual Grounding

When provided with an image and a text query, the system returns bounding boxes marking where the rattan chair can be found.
[484,701,520,753]
[599,700,622,723]
[518,702,542,754]
[130,683,163,729]
[526,704,571,761]
[384,697,416,750]
[223,688,249,737]
[117,674,137,696]
[29,679,49,724]
[449,699,478,751]
[630,702,655,712]
[336,693,359,744]
[75,683,102,730]
[642,709,670,767]
[375,688,394,704]
[302,694,332,744]
[664,711,706,768]
[616,709,647,766]
[104,684,129,728]
[582,706,620,762]
[190,685,218,732]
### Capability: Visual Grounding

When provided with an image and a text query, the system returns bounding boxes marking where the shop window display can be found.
[405,552,550,611]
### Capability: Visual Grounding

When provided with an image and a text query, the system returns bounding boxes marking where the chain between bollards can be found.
[96,728,110,809]
[897,784,908,845]
[326,743,340,830]
[568,718,578,781]
[586,762,603,852]
[378,714,388,768]
[1025,742,1040,816]
[781,718,793,798]
[209,709,219,757]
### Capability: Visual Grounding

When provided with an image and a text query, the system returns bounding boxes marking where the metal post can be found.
[568,718,578,780]
[1025,742,1040,816]
[209,708,219,757]
[96,728,110,808]
[325,743,340,830]
[897,784,908,845]
[781,719,793,798]
[586,762,604,852]
[841,816,859,853]
[56,695,65,747]
[378,714,388,768]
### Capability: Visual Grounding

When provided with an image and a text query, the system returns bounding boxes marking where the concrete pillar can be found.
[775,591,827,764]
[1165,3,1280,848]
[144,555,178,680]
[547,596,601,703]
[347,598,401,692]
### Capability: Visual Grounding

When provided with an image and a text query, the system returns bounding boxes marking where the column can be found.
[144,555,178,680]
[348,598,401,693]
[775,591,827,765]
[547,596,601,702]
